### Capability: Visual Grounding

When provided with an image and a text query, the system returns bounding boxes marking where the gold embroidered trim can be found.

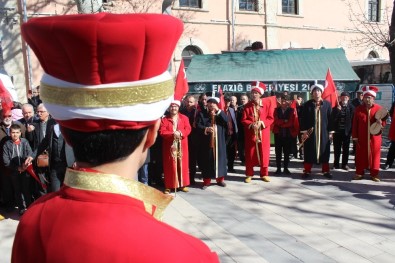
[64,169,173,220]
[40,79,174,108]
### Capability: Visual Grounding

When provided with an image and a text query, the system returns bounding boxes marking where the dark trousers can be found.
[385,140,395,167]
[11,172,31,210]
[237,134,245,163]
[188,138,198,182]
[333,131,351,166]
[31,167,49,199]
[49,163,66,192]
[226,137,237,170]
[274,134,292,169]
[1,171,14,209]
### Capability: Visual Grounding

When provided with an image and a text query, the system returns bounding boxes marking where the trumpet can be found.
[298,127,314,149]
[253,103,262,143]
[209,110,216,149]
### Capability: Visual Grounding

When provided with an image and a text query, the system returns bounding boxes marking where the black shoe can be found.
[383,164,390,170]
[217,181,227,187]
[275,168,282,174]
[283,168,291,174]
[302,172,311,179]
[333,165,339,169]
[323,172,332,179]
[341,165,350,171]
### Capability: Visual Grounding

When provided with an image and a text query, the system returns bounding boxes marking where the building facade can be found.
[0,0,392,102]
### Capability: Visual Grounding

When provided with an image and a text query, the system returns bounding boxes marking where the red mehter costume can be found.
[13,169,218,263]
[241,83,274,177]
[159,112,191,189]
[14,13,219,263]
[352,86,386,179]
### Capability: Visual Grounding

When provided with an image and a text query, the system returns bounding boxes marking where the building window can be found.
[282,0,298,15]
[239,0,257,11]
[368,51,379,59]
[179,0,202,8]
[182,45,202,69]
[368,0,380,22]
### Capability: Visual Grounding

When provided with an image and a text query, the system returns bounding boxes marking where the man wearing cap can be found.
[300,84,333,179]
[13,13,219,262]
[197,92,228,188]
[351,90,364,108]
[331,91,354,170]
[159,100,191,194]
[352,86,387,182]
[242,81,274,182]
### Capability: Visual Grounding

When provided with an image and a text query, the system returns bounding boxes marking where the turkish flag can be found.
[262,96,277,117]
[174,59,189,101]
[322,68,338,108]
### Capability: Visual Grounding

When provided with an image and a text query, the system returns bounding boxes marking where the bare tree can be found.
[347,0,395,84]
[385,1,395,85]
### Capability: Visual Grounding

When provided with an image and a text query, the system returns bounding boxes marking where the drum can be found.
[369,108,389,135]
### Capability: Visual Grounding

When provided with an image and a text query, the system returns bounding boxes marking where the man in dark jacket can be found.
[224,96,238,173]
[331,92,354,170]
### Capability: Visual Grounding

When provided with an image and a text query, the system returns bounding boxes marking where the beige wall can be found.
[1,0,392,102]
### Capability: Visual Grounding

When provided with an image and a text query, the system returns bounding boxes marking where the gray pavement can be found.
[1,147,395,263]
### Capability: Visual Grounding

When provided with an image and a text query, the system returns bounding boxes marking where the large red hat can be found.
[251,81,266,95]
[361,85,379,98]
[21,13,183,132]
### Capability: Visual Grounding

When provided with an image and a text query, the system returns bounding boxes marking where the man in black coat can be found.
[196,92,228,189]
[236,94,248,164]
[180,95,199,184]
[331,92,354,170]
[30,104,57,196]
[300,84,334,179]
[36,123,75,192]
[224,96,238,173]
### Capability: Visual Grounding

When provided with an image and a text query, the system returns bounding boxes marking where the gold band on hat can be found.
[40,79,174,108]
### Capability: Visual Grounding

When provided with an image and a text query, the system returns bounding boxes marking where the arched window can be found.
[182,45,203,69]
[368,51,378,59]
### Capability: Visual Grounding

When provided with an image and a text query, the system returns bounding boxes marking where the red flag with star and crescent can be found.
[322,68,339,108]
[174,59,189,101]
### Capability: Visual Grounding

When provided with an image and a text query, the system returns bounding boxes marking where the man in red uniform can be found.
[159,100,191,194]
[352,86,387,182]
[242,81,274,183]
[12,13,219,263]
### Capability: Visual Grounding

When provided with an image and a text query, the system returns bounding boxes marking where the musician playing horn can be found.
[242,81,274,183]
[160,99,191,194]
[197,92,228,189]
[352,85,388,182]
[300,84,334,179]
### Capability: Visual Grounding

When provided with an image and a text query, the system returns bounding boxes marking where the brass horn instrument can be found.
[298,127,314,149]
[253,103,262,165]
[170,118,182,193]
